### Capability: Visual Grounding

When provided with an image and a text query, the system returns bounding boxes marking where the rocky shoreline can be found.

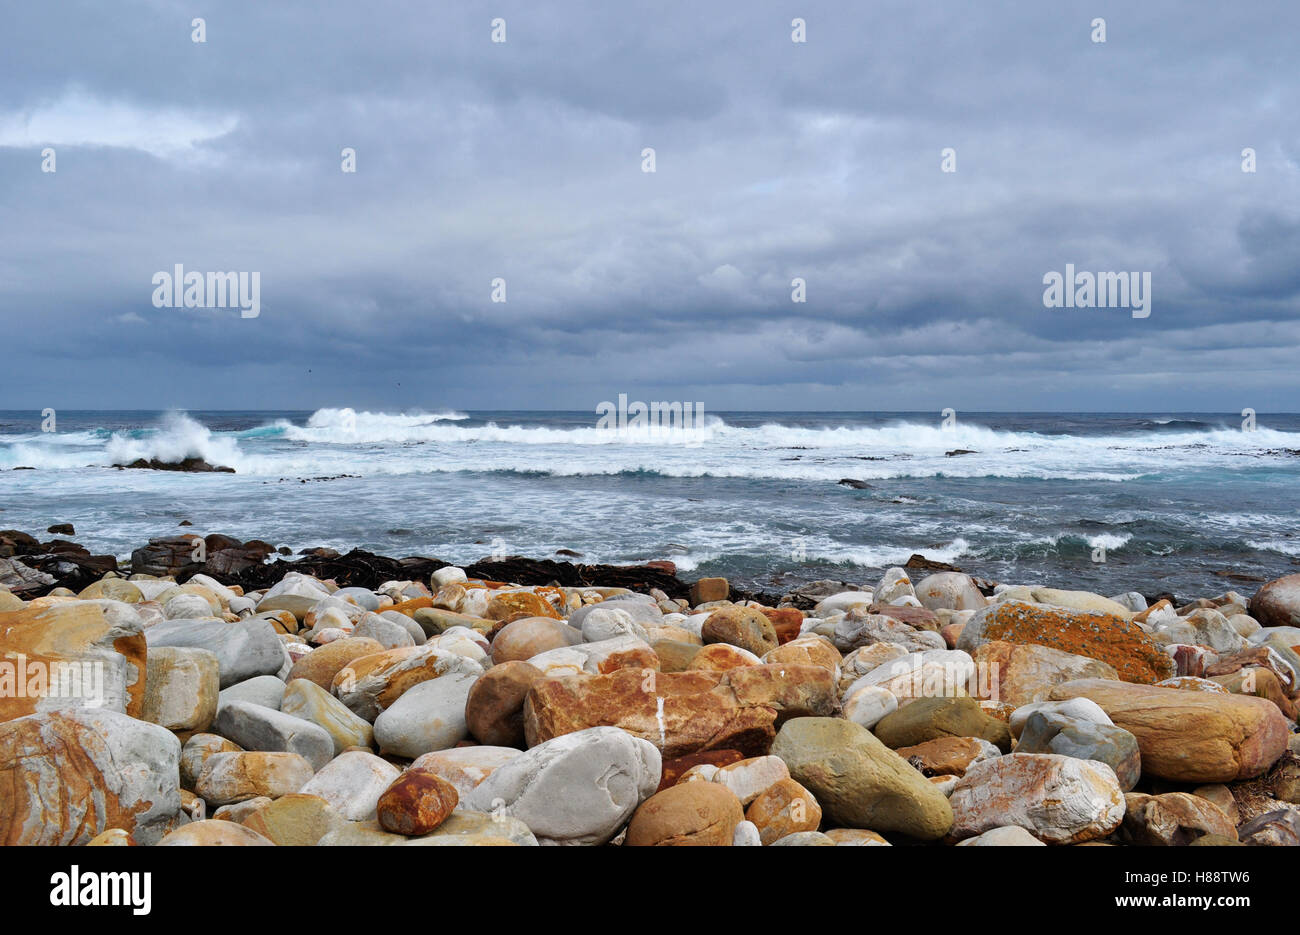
[1,525,1298,846]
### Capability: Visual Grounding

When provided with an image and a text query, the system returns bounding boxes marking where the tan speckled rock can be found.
[157,820,275,846]
[1048,679,1289,782]
[626,781,744,846]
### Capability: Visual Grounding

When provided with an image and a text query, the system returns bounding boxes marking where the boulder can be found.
[711,755,791,805]
[972,640,1117,707]
[317,810,537,846]
[524,665,836,758]
[194,751,314,805]
[955,825,1046,846]
[770,717,953,840]
[280,679,374,754]
[298,750,399,821]
[377,768,460,835]
[0,708,181,845]
[217,675,286,712]
[239,793,343,846]
[745,778,822,845]
[873,696,1011,752]
[286,637,385,689]
[625,781,745,846]
[332,646,484,721]
[466,726,660,845]
[372,665,481,758]
[958,600,1173,683]
[464,661,544,747]
[1047,679,1289,783]
[408,746,521,801]
[213,701,334,771]
[913,572,986,612]
[1015,710,1141,791]
[1121,792,1237,846]
[147,618,285,689]
[842,684,899,729]
[701,605,779,656]
[141,646,220,733]
[180,732,241,788]
[949,753,1125,844]
[1237,808,1300,846]
[1248,573,1300,628]
[0,601,146,719]
[895,736,1001,777]
[157,820,274,846]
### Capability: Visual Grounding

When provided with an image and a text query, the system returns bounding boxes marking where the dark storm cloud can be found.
[1,0,1298,411]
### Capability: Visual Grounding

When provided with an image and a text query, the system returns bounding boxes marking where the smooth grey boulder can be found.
[354,613,416,650]
[372,668,480,758]
[218,675,287,713]
[380,610,426,645]
[466,726,660,846]
[298,751,398,821]
[213,700,334,770]
[147,618,284,688]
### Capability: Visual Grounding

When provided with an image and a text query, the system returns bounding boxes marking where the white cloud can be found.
[0,87,237,159]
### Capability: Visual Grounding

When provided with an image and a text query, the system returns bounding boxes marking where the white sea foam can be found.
[1085,533,1132,551]
[103,411,246,470]
[2,409,1299,486]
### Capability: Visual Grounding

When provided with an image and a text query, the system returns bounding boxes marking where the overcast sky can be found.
[2,0,1298,411]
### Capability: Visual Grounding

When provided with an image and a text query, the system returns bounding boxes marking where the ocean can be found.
[1,409,1297,601]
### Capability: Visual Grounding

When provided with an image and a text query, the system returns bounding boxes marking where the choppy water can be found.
[1,408,1297,600]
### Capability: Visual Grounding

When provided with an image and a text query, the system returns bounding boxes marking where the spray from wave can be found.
[104,411,246,469]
